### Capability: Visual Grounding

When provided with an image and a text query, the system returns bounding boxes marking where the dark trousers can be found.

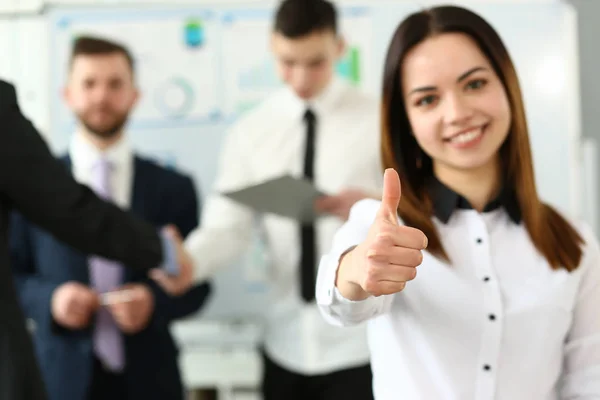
[88,357,127,400]
[262,352,374,400]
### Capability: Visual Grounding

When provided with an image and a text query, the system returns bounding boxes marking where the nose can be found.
[443,93,474,126]
[291,66,311,91]
[90,84,111,104]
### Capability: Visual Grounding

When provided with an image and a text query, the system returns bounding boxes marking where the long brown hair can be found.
[381,5,584,271]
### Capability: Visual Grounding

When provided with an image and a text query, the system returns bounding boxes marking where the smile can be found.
[445,124,488,148]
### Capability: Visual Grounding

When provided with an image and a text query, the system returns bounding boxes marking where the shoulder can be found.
[342,84,379,109]
[334,83,380,131]
[0,80,17,98]
[0,80,18,116]
[135,155,195,189]
[546,204,600,270]
[229,88,288,133]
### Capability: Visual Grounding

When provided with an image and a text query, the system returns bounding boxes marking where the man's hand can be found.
[336,169,428,300]
[315,189,375,221]
[51,281,99,329]
[106,283,154,335]
[149,225,194,296]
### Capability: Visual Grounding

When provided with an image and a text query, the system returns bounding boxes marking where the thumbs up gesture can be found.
[336,169,428,300]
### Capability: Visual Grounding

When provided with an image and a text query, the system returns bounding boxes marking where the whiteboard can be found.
[44,0,581,319]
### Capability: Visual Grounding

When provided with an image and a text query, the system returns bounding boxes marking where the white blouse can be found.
[316,196,600,400]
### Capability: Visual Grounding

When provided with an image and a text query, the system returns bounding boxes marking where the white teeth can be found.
[449,128,482,144]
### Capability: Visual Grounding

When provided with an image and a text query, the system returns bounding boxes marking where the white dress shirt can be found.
[185,77,382,374]
[316,181,600,399]
[70,132,134,209]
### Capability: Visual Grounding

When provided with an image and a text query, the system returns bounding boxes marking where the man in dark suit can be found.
[0,80,194,399]
[9,36,210,400]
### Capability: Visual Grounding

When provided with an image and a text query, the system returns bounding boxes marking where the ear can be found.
[62,85,72,107]
[131,86,140,108]
[269,32,278,53]
[336,35,347,60]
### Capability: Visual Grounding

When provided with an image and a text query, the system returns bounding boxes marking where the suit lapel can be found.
[60,155,90,283]
[126,157,155,281]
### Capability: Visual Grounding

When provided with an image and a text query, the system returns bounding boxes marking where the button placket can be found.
[468,214,503,399]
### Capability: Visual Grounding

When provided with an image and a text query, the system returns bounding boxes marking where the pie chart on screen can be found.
[155,77,195,119]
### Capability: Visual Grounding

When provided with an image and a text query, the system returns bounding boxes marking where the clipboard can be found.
[222,175,326,223]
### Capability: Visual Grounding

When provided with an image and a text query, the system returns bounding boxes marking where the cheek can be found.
[276,63,292,83]
[485,87,512,128]
[407,110,443,155]
[314,63,333,82]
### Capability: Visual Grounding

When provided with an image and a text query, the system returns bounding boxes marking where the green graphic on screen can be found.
[336,46,361,84]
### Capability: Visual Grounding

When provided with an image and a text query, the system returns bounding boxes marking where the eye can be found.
[415,94,437,107]
[309,59,324,68]
[466,78,487,90]
[109,80,123,90]
[83,79,95,89]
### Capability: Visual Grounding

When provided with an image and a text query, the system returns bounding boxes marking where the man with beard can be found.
[8,36,211,400]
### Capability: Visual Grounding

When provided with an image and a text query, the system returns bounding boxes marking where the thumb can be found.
[377,168,401,224]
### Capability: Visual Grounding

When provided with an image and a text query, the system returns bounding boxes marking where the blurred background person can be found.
[9,36,211,400]
[177,1,382,399]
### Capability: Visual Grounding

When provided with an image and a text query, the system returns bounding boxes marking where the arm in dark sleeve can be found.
[9,211,61,332]
[0,82,163,271]
[147,175,211,325]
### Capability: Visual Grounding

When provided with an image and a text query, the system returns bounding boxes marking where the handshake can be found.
[148,224,196,297]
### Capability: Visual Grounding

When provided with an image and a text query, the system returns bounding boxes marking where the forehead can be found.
[402,33,491,88]
[70,53,132,79]
[271,31,337,60]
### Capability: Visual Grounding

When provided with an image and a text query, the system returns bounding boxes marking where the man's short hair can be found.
[273,0,337,38]
[69,35,135,72]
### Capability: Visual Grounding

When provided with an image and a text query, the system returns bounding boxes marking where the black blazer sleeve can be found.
[0,81,163,270]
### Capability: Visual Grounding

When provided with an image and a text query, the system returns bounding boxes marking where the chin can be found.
[295,91,313,100]
[454,154,500,172]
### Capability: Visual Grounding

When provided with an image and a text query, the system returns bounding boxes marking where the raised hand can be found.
[336,168,428,300]
[149,225,195,296]
[314,188,375,221]
[51,281,99,329]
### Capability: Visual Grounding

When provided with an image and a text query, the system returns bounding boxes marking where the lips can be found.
[444,124,488,148]
[448,127,483,144]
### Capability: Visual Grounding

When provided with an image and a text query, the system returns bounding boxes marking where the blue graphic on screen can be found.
[184,18,204,48]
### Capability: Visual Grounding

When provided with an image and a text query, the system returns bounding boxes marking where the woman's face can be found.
[401,32,511,173]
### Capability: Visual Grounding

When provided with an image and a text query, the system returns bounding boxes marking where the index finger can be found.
[377,225,428,250]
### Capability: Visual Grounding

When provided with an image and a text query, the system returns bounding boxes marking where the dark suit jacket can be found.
[9,154,210,400]
[0,81,178,399]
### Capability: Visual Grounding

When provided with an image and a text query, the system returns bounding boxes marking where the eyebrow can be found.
[407,66,488,95]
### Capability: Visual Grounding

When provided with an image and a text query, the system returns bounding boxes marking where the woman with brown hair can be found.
[316,5,600,399]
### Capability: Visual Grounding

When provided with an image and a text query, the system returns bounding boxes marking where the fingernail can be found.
[423,236,428,249]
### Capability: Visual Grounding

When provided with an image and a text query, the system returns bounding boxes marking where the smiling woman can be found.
[379,6,583,271]
[316,4,600,400]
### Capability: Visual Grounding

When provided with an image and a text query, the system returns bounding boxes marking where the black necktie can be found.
[300,108,317,302]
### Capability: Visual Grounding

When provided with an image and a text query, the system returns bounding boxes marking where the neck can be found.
[79,128,123,152]
[434,157,502,212]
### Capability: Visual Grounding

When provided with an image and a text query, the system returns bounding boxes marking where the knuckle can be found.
[377,223,394,236]
[407,249,423,266]
[407,267,417,281]
[363,277,377,294]
[416,250,424,264]
[365,262,379,279]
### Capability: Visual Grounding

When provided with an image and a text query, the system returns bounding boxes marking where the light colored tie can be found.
[88,157,125,372]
